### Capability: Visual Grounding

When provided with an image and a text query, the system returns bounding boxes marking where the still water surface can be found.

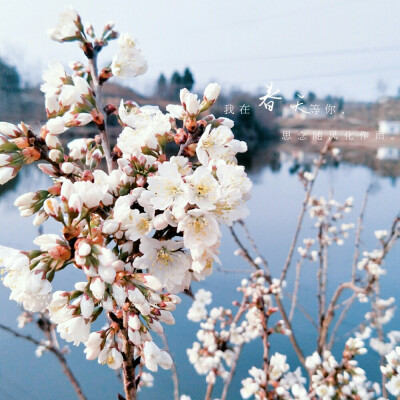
[0,151,399,399]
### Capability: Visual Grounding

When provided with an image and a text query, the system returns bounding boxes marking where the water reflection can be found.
[240,141,400,183]
[0,150,399,399]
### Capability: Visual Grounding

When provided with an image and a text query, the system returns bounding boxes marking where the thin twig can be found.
[229,226,261,271]
[279,138,333,284]
[238,220,271,275]
[288,259,304,322]
[229,224,307,368]
[327,293,357,350]
[328,189,370,349]
[259,298,271,383]
[216,265,253,274]
[160,331,179,400]
[351,187,370,282]
[204,380,214,400]
[221,343,244,400]
[371,284,388,399]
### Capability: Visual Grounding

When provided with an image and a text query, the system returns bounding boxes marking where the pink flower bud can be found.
[38,163,58,177]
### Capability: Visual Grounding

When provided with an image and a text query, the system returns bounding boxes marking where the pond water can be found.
[0,148,399,400]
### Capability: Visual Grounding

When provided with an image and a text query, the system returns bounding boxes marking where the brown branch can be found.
[317,222,329,352]
[88,53,113,174]
[229,226,261,271]
[177,136,193,157]
[0,322,86,400]
[259,298,271,383]
[121,311,137,400]
[318,281,368,352]
[218,292,250,400]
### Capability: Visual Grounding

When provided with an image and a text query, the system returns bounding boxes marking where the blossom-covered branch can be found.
[0,6,251,400]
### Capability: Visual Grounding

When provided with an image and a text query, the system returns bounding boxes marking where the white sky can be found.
[1,0,400,101]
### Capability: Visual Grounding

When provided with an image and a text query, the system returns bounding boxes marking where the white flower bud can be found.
[204,83,221,102]
[69,148,81,160]
[14,192,36,207]
[61,162,75,175]
[159,310,175,325]
[84,332,103,360]
[49,149,62,162]
[0,167,14,184]
[0,122,22,138]
[44,198,61,217]
[20,208,35,217]
[128,329,141,346]
[78,242,91,257]
[45,134,61,149]
[153,213,168,230]
[128,313,141,331]
[142,274,162,292]
[72,76,91,96]
[59,85,78,107]
[90,278,105,300]
[149,320,163,334]
[80,294,94,319]
[180,88,190,104]
[184,93,200,115]
[102,219,120,235]
[33,210,49,226]
[68,193,83,213]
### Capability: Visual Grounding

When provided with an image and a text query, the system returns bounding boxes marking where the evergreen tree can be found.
[0,59,20,91]
[182,67,194,91]
[170,71,182,98]
[156,73,167,98]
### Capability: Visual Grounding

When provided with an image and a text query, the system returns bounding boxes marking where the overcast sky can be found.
[1,0,400,101]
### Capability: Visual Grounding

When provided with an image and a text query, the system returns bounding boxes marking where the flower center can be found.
[157,247,171,265]
[189,217,207,233]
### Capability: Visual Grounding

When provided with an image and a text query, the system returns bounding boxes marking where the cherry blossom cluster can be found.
[240,360,307,399]
[239,336,380,399]
[357,247,387,278]
[308,196,354,246]
[187,271,290,389]
[381,346,400,396]
[0,5,251,387]
[305,338,381,399]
